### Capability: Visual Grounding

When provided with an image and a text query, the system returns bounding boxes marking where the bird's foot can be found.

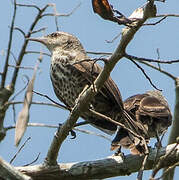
[113,147,125,160]
[57,123,76,139]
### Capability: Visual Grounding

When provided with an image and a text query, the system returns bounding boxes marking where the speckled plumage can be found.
[28,31,124,135]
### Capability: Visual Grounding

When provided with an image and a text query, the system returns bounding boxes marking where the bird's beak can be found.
[26,36,47,45]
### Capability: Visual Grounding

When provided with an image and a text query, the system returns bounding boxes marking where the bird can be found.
[111,90,172,155]
[27,31,124,135]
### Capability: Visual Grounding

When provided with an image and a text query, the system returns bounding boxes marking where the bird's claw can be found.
[114,147,125,160]
[70,130,76,139]
[57,123,77,139]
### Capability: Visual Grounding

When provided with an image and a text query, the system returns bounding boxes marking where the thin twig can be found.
[1,0,17,88]
[71,58,108,66]
[156,14,179,18]
[12,104,16,124]
[13,27,26,37]
[8,65,36,70]
[9,76,29,102]
[125,53,179,64]
[25,51,51,57]
[7,101,60,108]
[42,2,81,18]
[10,137,31,164]
[89,109,142,140]
[30,27,47,34]
[11,4,50,89]
[23,153,41,166]
[1,50,18,63]
[143,16,167,26]
[129,58,161,91]
[156,48,161,70]
[88,51,179,65]
[5,122,110,141]
[139,61,177,81]
[153,132,166,168]
[32,90,70,110]
[74,128,111,141]
[5,122,90,131]
[87,51,112,56]
[106,33,122,43]
[16,3,41,11]
[50,3,60,31]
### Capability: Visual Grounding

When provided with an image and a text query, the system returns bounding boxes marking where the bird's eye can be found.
[49,33,59,38]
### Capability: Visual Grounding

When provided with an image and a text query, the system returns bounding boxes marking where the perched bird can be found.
[27,31,124,135]
[111,90,172,155]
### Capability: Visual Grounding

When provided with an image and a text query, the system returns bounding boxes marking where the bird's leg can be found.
[114,146,125,160]
[57,123,76,139]
[114,146,121,155]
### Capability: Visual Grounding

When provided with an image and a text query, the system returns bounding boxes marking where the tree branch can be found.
[41,3,81,18]
[136,61,177,81]
[0,156,32,180]
[1,0,17,88]
[4,123,110,142]
[15,143,179,180]
[10,4,50,90]
[163,78,179,180]
[125,53,179,64]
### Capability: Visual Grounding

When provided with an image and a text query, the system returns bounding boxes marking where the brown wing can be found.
[73,60,123,110]
[124,94,148,111]
[139,96,172,118]
[111,127,145,155]
[112,92,172,155]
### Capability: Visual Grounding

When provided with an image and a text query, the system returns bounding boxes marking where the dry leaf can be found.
[15,63,38,146]
[92,0,132,25]
[92,0,113,20]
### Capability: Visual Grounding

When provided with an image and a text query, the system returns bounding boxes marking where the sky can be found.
[0,0,179,179]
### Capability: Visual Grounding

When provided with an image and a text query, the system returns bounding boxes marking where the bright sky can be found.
[0,0,179,179]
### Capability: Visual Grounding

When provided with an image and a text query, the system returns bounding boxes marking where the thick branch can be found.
[15,144,179,180]
[0,87,13,141]
[0,157,32,180]
[167,78,179,144]
[163,78,179,180]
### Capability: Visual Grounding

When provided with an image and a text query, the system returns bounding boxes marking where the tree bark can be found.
[14,143,179,180]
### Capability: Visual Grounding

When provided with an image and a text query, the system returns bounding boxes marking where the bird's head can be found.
[27,31,85,53]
